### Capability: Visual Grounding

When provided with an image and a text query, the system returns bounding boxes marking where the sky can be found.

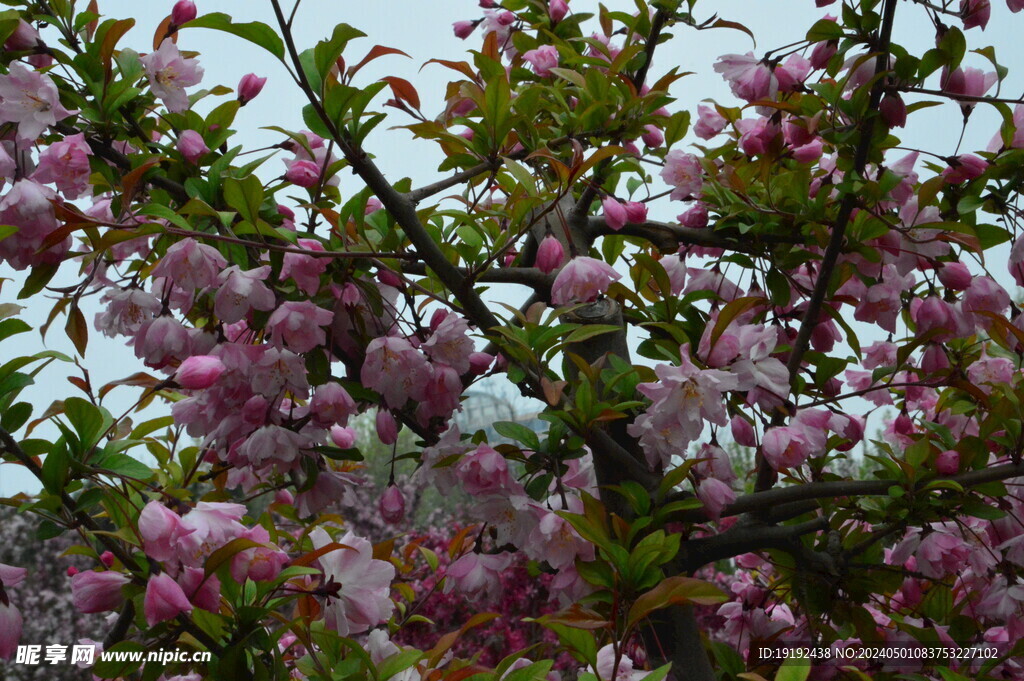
[2,0,1024,494]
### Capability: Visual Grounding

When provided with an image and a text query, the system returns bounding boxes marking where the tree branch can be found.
[755,0,899,493]
[586,216,789,253]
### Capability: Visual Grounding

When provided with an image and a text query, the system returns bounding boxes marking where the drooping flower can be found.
[141,41,204,113]
[693,104,727,140]
[550,256,621,305]
[151,238,227,291]
[138,501,195,562]
[714,52,776,102]
[422,311,475,374]
[145,573,193,625]
[443,552,513,600]
[601,195,627,231]
[379,485,406,524]
[310,527,395,636]
[265,301,333,353]
[361,336,432,408]
[0,63,75,141]
[523,45,559,77]
[175,355,226,390]
[660,150,703,200]
[71,570,130,614]
[214,265,276,323]
[33,133,92,198]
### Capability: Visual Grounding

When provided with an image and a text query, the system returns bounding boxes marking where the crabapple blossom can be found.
[265,301,333,353]
[310,528,395,636]
[177,130,208,163]
[660,150,703,200]
[237,73,267,104]
[71,570,129,613]
[362,336,432,408]
[174,355,226,390]
[601,195,627,231]
[0,63,74,141]
[443,552,514,600]
[535,234,565,273]
[550,256,621,304]
[151,238,227,291]
[32,133,91,198]
[523,45,558,77]
[145,573,193,625]
[379,484,406,524]
[141,40,204,113]
[215,265,277,323]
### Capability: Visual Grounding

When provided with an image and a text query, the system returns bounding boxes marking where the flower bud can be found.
[936,449,960,475]
[171,0,197,27]
[379,484,406,524]
[99,551,115,568]
[174,355,225,389]
[535,235,564,274]
[641,124,663,148]
[285,159,321,187]
[237,73,267,105]
[937,262,972,290]
[730,415,756,447]
[5,21,40,51]
[468,352,494,375]
[330,425,357,449]
[376,410,398,445]
[144,573,193,625]
[879,93,907,128]
[72,571,129,614]
[623,201,648,225]
[452,20,475,39]
[809,40,837,69]
[549,0,569,23]
[601,196,627,231]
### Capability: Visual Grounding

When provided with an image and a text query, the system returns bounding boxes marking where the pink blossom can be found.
[937,262,972,290]
[145,573,193,625]
[853,265,913,333]
[5,20,40,51]
[963,275,1009,319]
[941,66,997,105]
[641,124,664,147]
[152,238,227,291]
[535,235,565,274]
[139,501,194,562]
[697,477,736,520]
[0,63,75,140]
[660,150,703,199]
[134,316,191,368]
[177,567,220,612]
[280,239,328,294]
[457,444,514,495]
[731,415,757,447]
[330,425,357,448]
[961,0,991,29]
[310,527,395,636]
[550,256,621,304]
[523,45,559,77]
[936,449,960,475]
[285,159,321,187]
[251,347,309,398]
[602,196,627,231]
[141,41,204,113]
[469,352,494,374]
[660,254,686,295]
[0,179,62,271]
[33,133,92,198]
[913,296,956,340]
[175,355,226,389]
[589,644,645,681]
[177,502,247,566]
[0,564,26,588]
[71,570,129,613]
[809,39,838,70]
[266,301,333,353]
[792,138,823,163]
[237,73,267,104]
[714,52,776,102]
[444,552,513,600]
[693,104,727,140]
[623,201,648,224]
[879,92,907,127]
[361,336,432,408]
[177,130,208,163]
[170,0,197,26]
[941,154,987,183]
[230,525,289,582]
[628,344,739,468]
[422,311,475,374]
[239,424,311,470]
[95,287,161,338]
[379,485,406,523]
[0,601,20,660]
[309,382,356,427]
[762,425,813,470]
[376,409,398,444]
[678,202,709,228]
[215,265,276,323]
[452,20,476,39]
[549,0,569,23]
[774,54,811,91]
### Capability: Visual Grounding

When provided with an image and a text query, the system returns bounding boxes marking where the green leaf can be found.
[314,23,366,84]
[0,318,30,343]
[806,18,843,42]
[64,397,113,447]
[493,421,541,450]
[184,14,285,59]
[775,656,811,681]
[376,650,424,681]
[223,175,264,223]
[92,452,153,481]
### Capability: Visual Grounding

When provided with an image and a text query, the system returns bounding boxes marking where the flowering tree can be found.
[2,0,1024,679]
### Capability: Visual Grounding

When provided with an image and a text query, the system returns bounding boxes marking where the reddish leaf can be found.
[709,296,767,347]
[290,541,355,568]
[422,59,478,81]
[626,576,728,628]
[98,372,164,399]
[349,45,410,78]
[101,18,135,77]
[65,306,88,357]
[380,76,421,110]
